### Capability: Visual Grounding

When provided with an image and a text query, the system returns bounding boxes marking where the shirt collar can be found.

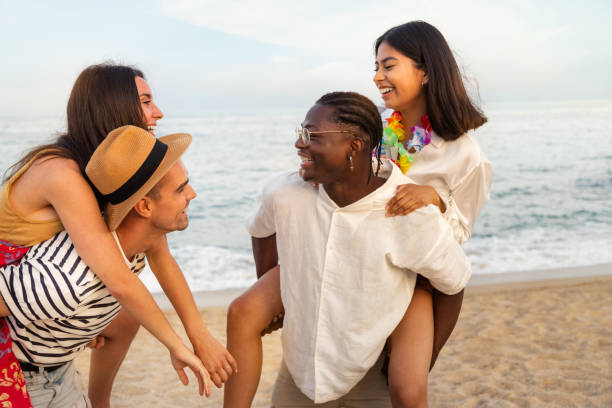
[429,130,443,148]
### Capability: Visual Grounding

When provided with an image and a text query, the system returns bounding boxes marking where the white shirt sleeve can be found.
[246,177,277,238]
[439,158,493,244]
[389,206,472,294]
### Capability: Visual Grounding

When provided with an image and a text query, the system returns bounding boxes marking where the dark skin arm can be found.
[252,234,278,279]
[252,235,285,335]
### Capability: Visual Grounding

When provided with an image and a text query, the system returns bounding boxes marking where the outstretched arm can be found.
[41,158,209,395]
[146,235,237,388]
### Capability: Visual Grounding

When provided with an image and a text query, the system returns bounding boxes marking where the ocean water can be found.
[1,100,611,292]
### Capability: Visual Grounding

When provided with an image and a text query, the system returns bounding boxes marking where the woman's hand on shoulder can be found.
[385,183,446,217]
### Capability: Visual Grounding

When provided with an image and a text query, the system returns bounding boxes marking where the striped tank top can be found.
[0,230,145,366]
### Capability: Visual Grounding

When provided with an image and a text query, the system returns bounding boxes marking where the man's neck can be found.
[114,222,162,260]
[323,165,386,208]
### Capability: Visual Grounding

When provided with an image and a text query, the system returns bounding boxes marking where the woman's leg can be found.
[387,287,433,408]
[224,265,284,408]
[430,289,463,369]
[88,308,140,408]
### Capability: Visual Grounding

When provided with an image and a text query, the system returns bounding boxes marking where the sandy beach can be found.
[74,265,612,407]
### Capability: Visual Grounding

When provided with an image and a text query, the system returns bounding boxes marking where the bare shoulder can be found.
[30,155,80,177]
[9,156,88,219]
[29,156,88,190]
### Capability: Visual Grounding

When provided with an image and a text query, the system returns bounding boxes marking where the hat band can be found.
[104,140,168,205]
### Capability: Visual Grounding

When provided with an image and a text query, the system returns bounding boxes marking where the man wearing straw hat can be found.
[0,125,211,407]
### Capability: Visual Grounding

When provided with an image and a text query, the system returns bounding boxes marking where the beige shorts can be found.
[271,352,391,407]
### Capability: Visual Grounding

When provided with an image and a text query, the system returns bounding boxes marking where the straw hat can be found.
[85,125,192,231]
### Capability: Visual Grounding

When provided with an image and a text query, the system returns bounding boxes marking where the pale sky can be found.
[1,0,610,117]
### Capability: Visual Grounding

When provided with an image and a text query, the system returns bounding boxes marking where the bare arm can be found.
[0,298,9,317]
[40,159,209,394]
[251,234,284,334]
[252,234,278,279]
[146,236,237,387]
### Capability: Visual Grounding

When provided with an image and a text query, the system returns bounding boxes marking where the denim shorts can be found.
[23,361,90,408]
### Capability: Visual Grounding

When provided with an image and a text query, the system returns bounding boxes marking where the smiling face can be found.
[296,104,354,184]
[373,41,427,113]
[149,161,196,232]
[135,76,164,136]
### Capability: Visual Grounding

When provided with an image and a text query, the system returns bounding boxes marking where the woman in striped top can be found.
[0,63,235,406]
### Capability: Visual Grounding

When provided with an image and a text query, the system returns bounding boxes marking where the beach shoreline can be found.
[153,263,612,308]
[74,264,611,407]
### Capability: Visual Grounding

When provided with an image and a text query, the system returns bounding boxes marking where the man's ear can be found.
[133,196,153,218]
[351,138,366,154]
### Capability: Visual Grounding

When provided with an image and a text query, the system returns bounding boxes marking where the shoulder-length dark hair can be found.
[4,62,146,182]
[375,21,487,140]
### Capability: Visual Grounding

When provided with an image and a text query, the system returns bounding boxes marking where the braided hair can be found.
[315,92,383,181]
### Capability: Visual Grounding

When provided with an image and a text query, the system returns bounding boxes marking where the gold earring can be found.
[349,154,354,171]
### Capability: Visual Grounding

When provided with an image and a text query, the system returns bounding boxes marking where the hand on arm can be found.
[385,183,446,217]
[146,236,237,388]
[42,160,209,395]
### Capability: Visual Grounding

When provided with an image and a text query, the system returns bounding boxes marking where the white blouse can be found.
[380,109,493,244]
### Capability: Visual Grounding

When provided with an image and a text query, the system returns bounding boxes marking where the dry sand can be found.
[74,270,612,407]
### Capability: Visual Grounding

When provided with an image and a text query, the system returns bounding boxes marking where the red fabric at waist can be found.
[0,240,29,267]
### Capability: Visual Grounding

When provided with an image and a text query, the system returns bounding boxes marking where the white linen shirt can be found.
[247,161,471,403]
[380,109,493,244]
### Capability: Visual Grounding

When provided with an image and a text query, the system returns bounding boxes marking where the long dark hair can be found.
[4,62,146,183]
[316,91,383,181]
[375,21,487,140]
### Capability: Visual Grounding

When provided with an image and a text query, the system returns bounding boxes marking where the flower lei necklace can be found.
[380,111,432,174]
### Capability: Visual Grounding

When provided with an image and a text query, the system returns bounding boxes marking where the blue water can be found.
[1,100,611,292]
